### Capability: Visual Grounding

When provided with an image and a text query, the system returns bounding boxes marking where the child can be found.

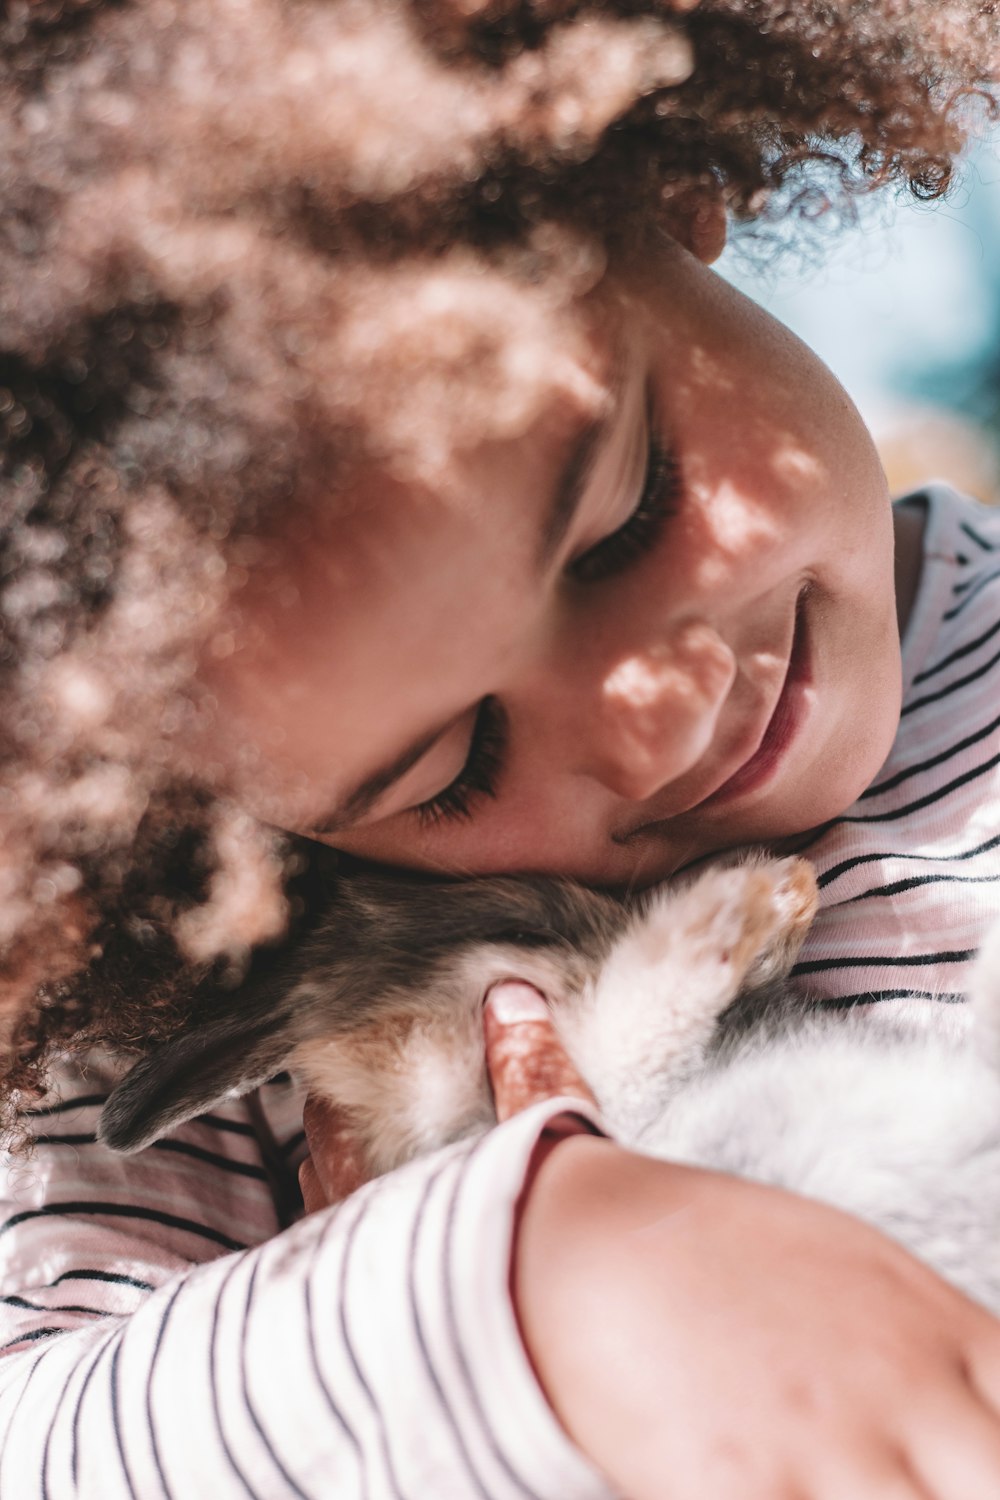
[3,1,1000,1496]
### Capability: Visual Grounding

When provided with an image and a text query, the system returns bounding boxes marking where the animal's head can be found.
[98,867,623,1156]
[98,855,818,1165]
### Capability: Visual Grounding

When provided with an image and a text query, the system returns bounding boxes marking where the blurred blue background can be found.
[718,139,1000,504]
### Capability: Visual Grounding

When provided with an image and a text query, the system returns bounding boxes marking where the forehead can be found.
[302,274,623,570]
[197,284,624,821]
[319,257,621,488]
[292,269,631,591]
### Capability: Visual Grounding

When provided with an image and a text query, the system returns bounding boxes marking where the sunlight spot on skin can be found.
[603,652,687,708]
[603,624,736,715]
[601,655,719,781]
[683,481,786,592]
[599,626,737,785]
[773,444,824,487]
[705,486,781,549]
[745,646,787,682]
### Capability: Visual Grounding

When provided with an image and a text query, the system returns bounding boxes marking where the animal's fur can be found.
[99,855,1000,1314]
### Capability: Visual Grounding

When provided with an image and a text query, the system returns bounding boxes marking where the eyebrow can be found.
[535,365,625,571]
[313,375,624,836]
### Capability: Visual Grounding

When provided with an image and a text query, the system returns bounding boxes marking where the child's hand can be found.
[298,1095,371,1212]
[297,976,600,1213]
[487,985,1000,1500]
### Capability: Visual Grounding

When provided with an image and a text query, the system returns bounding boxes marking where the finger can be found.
[815,1445,935,1500]
[299,1094,371,1210]
[298,1154,329,1216]
[908,1385,1000,1500]
[967,1319,1000,1417]
[483,980,598,1122]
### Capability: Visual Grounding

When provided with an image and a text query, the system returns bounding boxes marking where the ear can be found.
[662,180,728,265]
[98,1012,294,1155]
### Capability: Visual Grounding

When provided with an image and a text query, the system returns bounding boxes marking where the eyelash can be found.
[569,437,680,584]
[414,696,508,829]
[413,435,680,828]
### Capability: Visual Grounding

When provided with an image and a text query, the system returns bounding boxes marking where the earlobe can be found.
[662,182,728,265]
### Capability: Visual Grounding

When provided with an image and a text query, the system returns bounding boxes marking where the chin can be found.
[776,741,894,840]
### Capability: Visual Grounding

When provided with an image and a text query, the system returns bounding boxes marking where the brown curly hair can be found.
[0,0,997,1141]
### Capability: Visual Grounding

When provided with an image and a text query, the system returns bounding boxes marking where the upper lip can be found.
[615,593,806,842]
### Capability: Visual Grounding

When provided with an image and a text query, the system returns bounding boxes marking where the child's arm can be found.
[298,983,1000,1498]
[0,1053,614,1499]
[486,986,1000,1500]
[517,1136,1000,1500]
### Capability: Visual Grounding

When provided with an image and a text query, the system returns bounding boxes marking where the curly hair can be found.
[0,0,997,1141]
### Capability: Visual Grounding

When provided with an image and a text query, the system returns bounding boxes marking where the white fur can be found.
[104,851,1000,1312]
[291,856,1000,1313]
[292,946,575,1175]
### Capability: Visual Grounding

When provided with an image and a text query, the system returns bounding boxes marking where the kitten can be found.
[99,855,1000,1314]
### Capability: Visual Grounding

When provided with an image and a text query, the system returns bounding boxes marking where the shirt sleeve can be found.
[0,1052,617,1500]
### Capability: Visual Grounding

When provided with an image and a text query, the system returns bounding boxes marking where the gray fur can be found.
[99,855,1000,1314]
[99,870,623,1153]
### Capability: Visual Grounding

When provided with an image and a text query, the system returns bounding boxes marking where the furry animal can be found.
[99,855,1000,1314]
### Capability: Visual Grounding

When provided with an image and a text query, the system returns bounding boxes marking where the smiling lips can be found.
[697,591,812,810]
[626,590,813,837]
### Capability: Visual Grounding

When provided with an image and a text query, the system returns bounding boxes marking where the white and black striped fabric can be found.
[791,485,1000,1011]
[2,483,998,1498]
[0,1049,611,1500]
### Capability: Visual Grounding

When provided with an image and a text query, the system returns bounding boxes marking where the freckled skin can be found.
[196,233,908,888]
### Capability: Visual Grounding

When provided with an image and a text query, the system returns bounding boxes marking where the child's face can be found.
[199,239,901,887]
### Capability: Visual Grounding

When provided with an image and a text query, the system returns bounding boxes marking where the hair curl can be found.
[0,0,997,1142]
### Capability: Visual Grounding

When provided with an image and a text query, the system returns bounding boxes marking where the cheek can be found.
[664,413,824,592]
[665,300,886,567]
[645,479,802,622]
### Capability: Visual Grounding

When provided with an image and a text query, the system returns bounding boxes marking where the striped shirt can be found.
[791,484,1000,1010]
[1,482,998,1498]
[0,1058,610,1500]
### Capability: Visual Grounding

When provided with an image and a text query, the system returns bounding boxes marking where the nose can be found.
[580,621,737,801]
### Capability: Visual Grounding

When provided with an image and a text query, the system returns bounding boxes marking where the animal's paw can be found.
[571,857,819,1108]
[639,855,818,992]
[742,855,819,984]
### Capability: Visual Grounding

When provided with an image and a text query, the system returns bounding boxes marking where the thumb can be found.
[483,980,598,1122]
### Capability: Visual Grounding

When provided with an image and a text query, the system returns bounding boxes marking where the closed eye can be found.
[410,404,678,832]
[569,428,680,584]
[411,697,508,828]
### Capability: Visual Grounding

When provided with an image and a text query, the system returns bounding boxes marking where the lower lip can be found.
[697,595,812,810]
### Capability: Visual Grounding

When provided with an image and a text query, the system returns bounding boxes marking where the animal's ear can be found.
[98,1012,294,1155]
